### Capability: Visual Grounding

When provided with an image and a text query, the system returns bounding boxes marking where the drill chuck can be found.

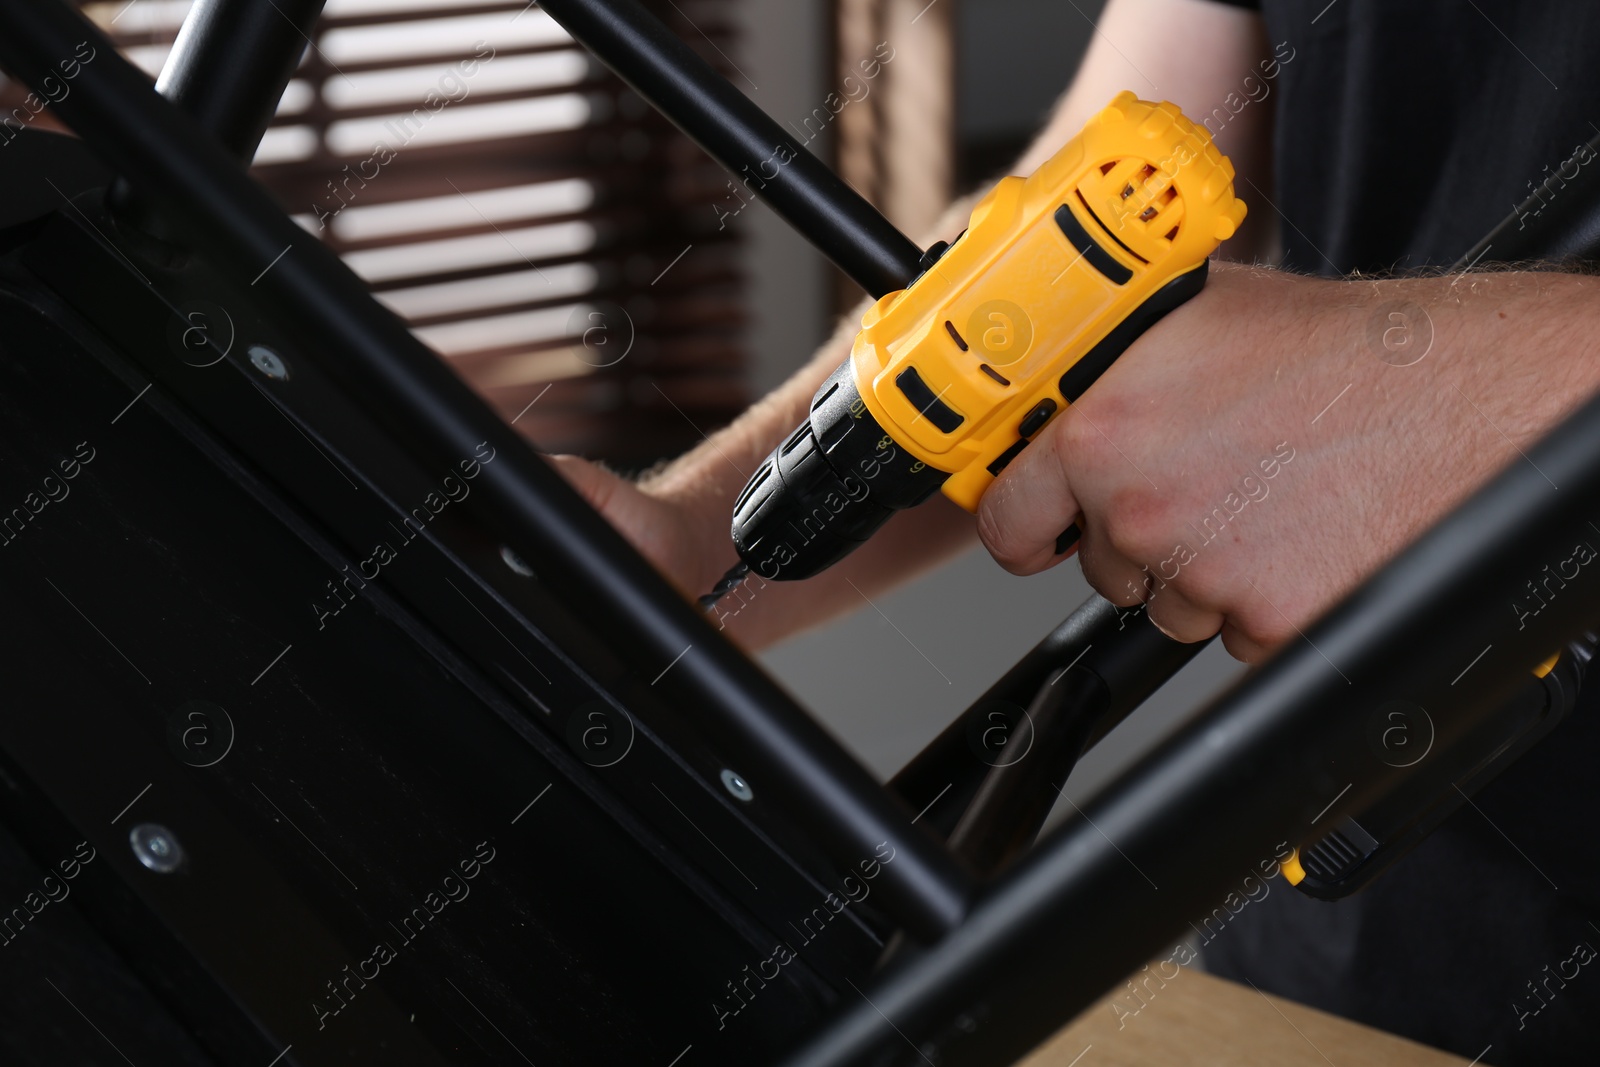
[731,362,946,582]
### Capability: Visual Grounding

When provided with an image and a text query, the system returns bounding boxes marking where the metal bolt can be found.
[499,545,535,578]
[248,345,289,380]
[720,768,753,802]
[129,823,185,873]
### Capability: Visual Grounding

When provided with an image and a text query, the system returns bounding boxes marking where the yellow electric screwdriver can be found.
[712,92,1246,599]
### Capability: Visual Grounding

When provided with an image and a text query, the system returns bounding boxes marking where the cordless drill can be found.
[711,92,1246,599]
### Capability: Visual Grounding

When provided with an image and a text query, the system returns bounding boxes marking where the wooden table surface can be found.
[1020,968,1470,1066]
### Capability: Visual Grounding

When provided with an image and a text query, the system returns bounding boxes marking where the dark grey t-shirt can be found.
[1196,2,1600,1063]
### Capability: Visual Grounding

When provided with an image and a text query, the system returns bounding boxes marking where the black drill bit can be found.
[698,561,750,613]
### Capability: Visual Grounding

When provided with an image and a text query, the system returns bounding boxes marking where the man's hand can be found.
[548,454,727,597]
[977,262,1600,661]
[546,307,978,650]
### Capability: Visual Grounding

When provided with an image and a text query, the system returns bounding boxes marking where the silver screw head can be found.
[129,823,185,873]
[500,545,535,578]
[248,345,289,380]
[720,768,753,802]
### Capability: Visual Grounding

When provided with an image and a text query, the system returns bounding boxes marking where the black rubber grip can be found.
[1054,204,1133,285]
[1059,261,1208,402]
[896,366,964,432]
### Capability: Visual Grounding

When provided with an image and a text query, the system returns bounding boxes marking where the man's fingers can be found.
[1219,621,1273,664]
[976,420,1082,575]
[1075,529,1151,607]
[1147,589,1226,644]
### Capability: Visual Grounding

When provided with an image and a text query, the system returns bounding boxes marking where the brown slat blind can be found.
[19,0,749,468]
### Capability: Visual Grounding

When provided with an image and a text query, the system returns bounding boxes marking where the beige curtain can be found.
[835,0,955,240]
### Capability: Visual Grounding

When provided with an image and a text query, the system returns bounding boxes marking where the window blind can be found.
[9,0,749,469]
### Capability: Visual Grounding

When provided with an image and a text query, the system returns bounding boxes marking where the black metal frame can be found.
[0,1,1595,1065]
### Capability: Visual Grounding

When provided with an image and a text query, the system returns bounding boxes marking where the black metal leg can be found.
[159,0,327,165]
[0,0,973,945]
[537,0,925,297]
[890,598,1206,840]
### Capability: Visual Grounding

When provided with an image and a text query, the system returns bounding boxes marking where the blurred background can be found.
[3,0,1244,809]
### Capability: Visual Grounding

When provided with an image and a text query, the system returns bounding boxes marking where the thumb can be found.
[544,453,705,593]
[546,453,625,515]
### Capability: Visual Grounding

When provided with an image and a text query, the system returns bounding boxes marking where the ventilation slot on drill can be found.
[1075,191,1147,267]
[1113,162,1178,229]
[1143,183,1179,224]
[1120,164,1156,201]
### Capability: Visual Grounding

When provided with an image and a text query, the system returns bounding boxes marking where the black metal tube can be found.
[108,0,324,234]
[889,600,1204,839]
[158,0,325,164]
[777,379,1600,1065]
[0,0,972,942]
[537,0,925,297]
[942,668,1106,876]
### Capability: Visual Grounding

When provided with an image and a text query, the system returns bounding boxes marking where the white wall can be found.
[735,0,834,395]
